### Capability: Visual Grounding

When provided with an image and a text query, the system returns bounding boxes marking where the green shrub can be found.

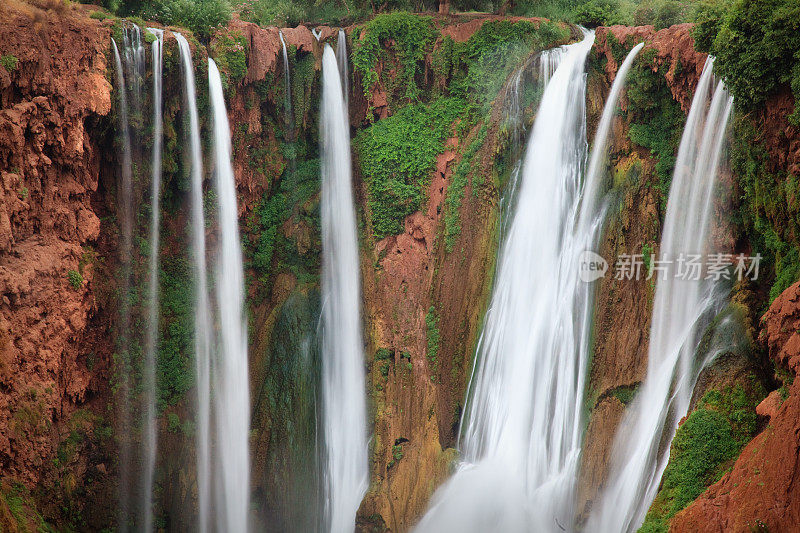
[690,0,726,53]
[1,55,19,72]
[711,0,800,122]
[425,305,440,379]
[660,410,738,515]
[573,0,626,27]
[156,257,194,408]
[352,12,435,102]
[356,97,466,239]
[633,0,687,29]
[167,412,181,432]
[89,10,108,20]
[624,49,683,211]
[252,193,288,275]
[640,382,765,529]
[210,29,248,90]
[375,348,393,361]
[444,123,487,252]
[769,246,800,303]
[118,0,231,42]
[67,270,83,290]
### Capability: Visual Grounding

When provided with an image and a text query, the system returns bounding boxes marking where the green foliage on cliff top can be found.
[352,12,436,103]
[434,19,568,108]
[210,29,248,91]
[641,382,765,531]
[104,0,231,41]
[696,0,800,123]
[356,97,466,239]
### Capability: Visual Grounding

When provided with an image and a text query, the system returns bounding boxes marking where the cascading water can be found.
[279,31,293,139]
[175,32,214,533]
[588,57,734,532]
[141,27,164,533]
[582,42,644,217]
[416,31,599,533]
[319,44,369,533]
[122,23,145,117]
[111,36,136,532]
[209,58,251,533]
[336,29,349,104]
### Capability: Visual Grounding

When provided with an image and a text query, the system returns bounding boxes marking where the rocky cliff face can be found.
[671,281,800,532]
[1,4,799,531]
[0,1,117,529]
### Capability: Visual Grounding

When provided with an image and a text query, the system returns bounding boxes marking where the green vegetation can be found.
[623,48,684,212]
[425,305,440,380]
[730,116,800,305]
[698,0,800,123]
[210,29,248,91]
[1,54,19,72]
[18,187,28,200]
[387,442,405,469]
[444,123,488,252]
[156,257,194,408]
[251,193,287,277]
[375,348,394,361]
[611,384,638,405]
[357,97,466,239]
[1,482,57,533]
[641,383,766,531]
[352,12,436,103]
[100,0,231,41]
[434,20,568,108]
[67,269,83,290]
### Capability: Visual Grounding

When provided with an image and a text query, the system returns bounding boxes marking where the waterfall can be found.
[582,42,644,219]
[175,32,214,533]
[279,32,293,139]
[319,44,369,533]
[336,29,349,104]
[588,57,734,532]
[141,27,164,533]
[416,31,597,533]
[209,58,251,533]
[111,36,135,533]
[122,23,146,118]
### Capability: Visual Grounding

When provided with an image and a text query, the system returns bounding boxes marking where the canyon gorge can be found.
[0,0,799,531]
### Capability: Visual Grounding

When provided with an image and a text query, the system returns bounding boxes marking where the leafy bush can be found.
[573,0,626,27]
[252,193,288,275]
[352,12,435,102]
[236,0,366,27]
[67,270,83,290]
[116,0,231,42]
[357,97,466,239]
[710,0,800,122]
[0,55,18,72]
[210,29,248,90]
[425,305,440,379]
[157,257,194,408]
[632,0,686,29]
[624,48,684,211]
[690,0,726,53]
[640,382,765,530]
[444,123,487,252]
